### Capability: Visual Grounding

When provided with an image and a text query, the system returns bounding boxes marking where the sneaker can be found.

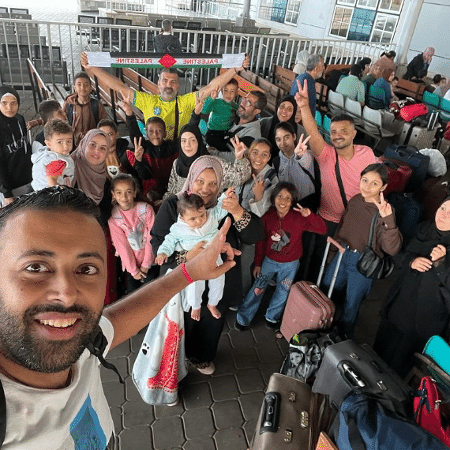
[194,361,215,375]
[235,320,249,331]
[265,319,280,329]
[167,396,178,407]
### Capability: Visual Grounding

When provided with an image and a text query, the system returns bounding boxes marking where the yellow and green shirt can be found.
[134,91,197,140]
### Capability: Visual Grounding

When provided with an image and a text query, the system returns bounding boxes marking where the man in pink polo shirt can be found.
[294,79,376,278]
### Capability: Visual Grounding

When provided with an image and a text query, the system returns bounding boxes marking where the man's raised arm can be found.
[197,55,249,101]
[295,80,326,157]
[81,52,134,100]
[104,218,239,348]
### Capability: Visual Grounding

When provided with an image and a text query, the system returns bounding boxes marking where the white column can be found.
[395,0,424,64]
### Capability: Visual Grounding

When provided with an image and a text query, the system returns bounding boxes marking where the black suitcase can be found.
[311,340,413,418]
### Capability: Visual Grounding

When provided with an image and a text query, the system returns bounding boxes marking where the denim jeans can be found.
[322,248,373,333]
[237,257,299,326]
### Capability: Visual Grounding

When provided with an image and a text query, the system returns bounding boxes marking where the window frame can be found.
[369,12,399,43]
[329,4,354,39]
[378,0,403,14]
[284,0,302,25]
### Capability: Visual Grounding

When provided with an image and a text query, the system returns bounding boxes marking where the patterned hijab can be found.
[178,155,224,208]
[71,129,109,205]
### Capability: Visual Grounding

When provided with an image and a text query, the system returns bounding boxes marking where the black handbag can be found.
[357,212,394,280]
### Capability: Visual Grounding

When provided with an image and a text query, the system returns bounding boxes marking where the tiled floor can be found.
[101,310,289,450]
[97,283,389,450]
[19,91,391,450]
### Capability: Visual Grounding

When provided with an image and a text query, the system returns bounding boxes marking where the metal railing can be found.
[0,17,396,92]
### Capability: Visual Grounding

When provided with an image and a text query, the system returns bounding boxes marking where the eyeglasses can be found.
[241,98,255,107]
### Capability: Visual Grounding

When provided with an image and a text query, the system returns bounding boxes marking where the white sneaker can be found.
[167,397,178,407]
[194,361,215,375]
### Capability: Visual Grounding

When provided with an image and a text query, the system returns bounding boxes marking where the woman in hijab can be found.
[164,123,251,198]
[374,197,450,377]
[71,128,109,205]
[0,86,33,206]
[259,95,307,160]
[152,155,263,375]
[293,50,310,75]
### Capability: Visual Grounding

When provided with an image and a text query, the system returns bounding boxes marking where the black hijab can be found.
[0,86,26,148]
[175,124,208,178]
[267,95,298,146]
[406,197,450,257]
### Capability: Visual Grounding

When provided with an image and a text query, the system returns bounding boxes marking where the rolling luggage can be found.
[379,156,413,195]
[312,339,414,419]
[280,237,344,342]
[249,373,334,450]
[398,121,439,150]
[384,144,430,192]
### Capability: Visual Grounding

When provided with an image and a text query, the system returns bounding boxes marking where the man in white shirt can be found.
[0,186,236,449]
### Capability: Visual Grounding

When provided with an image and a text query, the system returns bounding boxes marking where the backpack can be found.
[398,103,429,122]
[66,96,100,126]
[0,325,124,448]
[334,392,449,450]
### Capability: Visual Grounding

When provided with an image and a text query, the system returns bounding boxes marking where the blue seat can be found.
[322,115,332,144]
[315,110,323,127]
[440,98,450,122]
[423,91,440,109]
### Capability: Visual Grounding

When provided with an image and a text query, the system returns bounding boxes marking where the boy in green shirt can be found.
[203,78,239,152]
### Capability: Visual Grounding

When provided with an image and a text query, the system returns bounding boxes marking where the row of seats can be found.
[423,91,450,121]
[0,6,30,19]
[322,90,395,152]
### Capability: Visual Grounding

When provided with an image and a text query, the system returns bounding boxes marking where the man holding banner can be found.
[80,52,248,140]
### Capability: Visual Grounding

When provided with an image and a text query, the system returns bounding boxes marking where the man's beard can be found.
[0,302,101,373]
[162,88,175,99]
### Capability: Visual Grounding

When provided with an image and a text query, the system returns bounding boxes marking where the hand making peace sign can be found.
[230,135,247,160]
[373,192,392,218]
[134,137,144,162]
[293,133,311,157]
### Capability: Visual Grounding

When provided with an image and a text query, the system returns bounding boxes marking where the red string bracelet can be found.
[181,262,193,284]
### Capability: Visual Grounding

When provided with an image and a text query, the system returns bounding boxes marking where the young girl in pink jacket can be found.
[108,174,155,293]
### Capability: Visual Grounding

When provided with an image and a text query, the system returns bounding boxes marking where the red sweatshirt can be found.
[254,207,326,266]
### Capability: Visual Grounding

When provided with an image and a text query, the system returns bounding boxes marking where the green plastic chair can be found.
[423,91,440,109]
[322,115,332,144]
[315,110,323,127]
[440,97,450,122]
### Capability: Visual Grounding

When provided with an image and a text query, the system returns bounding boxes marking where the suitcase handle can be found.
[338,361,367,389]
[326,237,346,254]
[259,392,281,434]
[316,237,346,298]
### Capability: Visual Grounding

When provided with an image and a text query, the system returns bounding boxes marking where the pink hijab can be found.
[71,129,109,205]
[178,155,224,208]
